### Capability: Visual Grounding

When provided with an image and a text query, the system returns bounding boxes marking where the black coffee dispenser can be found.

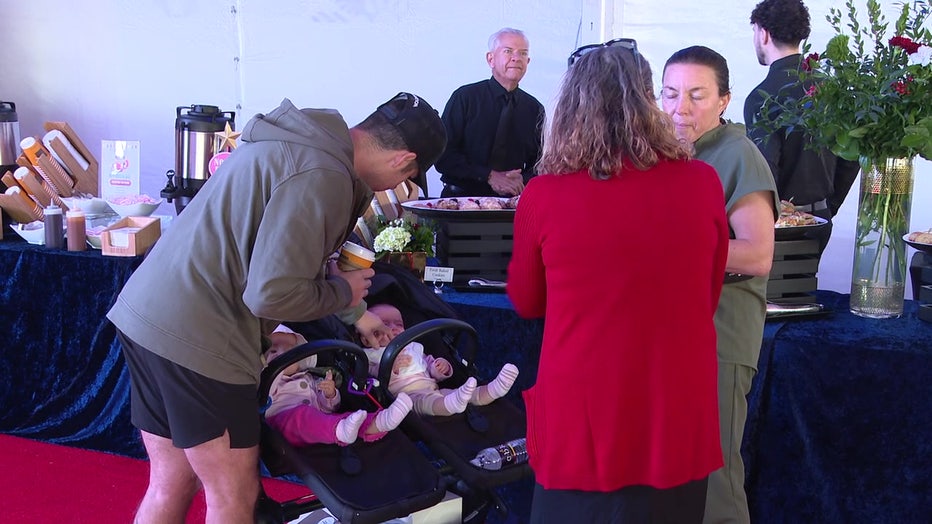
[0,101,20,177]
[0,101,20,236]
[161,104,235,214]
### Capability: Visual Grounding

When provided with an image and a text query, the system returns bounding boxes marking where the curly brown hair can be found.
[750,0,811,46]
[538,46,688,179]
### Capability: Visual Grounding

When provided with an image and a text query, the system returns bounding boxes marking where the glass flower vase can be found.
[385,251,428,281]
[849,157,914,318]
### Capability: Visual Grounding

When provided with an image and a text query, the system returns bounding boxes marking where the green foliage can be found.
[765,0,932,161]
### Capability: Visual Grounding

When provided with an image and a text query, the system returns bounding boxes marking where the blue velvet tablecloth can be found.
[0,240,145,458]
[747,291,932,523]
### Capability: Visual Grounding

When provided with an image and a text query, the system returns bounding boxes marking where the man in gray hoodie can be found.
[107,92,445,523]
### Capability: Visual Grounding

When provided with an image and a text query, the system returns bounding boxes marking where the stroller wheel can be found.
[461,490,493,524]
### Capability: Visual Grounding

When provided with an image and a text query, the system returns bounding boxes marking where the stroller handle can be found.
[257,339,370,409]
[377,318,479,391]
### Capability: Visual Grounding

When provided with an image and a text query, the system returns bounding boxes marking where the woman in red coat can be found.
[507,39,729,523]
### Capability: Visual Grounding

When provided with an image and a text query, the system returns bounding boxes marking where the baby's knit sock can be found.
[443,377,477,414]
[472,363,519,406]
[335,410,366,445]
[372,392,413,433]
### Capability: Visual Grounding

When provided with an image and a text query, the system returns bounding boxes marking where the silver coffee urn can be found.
[0,101,20,177]
[0,101,21,236]
[160,104,235,214]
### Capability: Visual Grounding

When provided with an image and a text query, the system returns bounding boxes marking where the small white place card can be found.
[424,266,454,283]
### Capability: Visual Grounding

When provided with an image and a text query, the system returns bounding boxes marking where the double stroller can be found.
[256,261,531,523]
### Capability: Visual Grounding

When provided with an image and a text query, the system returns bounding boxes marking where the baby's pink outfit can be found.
[265,369,385,446]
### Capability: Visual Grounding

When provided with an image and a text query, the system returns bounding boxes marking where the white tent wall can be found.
[612,0,931,296]
[0,0,928,295]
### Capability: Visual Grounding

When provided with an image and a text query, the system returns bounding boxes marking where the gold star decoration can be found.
[215,121,241,151]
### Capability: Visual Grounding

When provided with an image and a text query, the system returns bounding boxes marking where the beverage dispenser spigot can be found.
[161,104,235,214]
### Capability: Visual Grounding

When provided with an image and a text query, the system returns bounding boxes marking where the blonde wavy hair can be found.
[538,46,688,179]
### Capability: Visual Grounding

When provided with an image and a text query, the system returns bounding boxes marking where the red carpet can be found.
[0,434,313,523]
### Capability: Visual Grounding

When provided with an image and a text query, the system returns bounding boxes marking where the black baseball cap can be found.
[376,92,446,195]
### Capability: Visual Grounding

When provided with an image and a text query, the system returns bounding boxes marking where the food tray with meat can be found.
[775,216,828,240]
[775,200,828,240]
[905,230,932,254]
[401,196,518,221]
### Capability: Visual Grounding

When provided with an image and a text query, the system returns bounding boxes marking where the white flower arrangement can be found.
[367,214,436,258]
[373,220,412,253]
[909,45,931,67]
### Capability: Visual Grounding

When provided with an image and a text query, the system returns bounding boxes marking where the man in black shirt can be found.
[745,0,860,253]
[436,28,545,197]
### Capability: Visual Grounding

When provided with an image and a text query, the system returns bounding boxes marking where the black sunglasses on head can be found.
[377,92,415,124]
[567,37,639,67]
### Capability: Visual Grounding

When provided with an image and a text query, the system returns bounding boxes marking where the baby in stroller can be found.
[264,325,413,447]
[357,303,520,417]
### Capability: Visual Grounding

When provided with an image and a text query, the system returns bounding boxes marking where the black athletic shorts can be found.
[118,330,260,449]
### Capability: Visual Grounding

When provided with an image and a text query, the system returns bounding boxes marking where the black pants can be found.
[529,477,708,524]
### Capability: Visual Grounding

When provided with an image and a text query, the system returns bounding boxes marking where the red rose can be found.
[892,80,910,95]
[802,52,820,72]
[890,36,921,54]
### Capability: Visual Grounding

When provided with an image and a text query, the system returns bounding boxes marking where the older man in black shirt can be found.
[436,28,545,197]
[745,0,860,254]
